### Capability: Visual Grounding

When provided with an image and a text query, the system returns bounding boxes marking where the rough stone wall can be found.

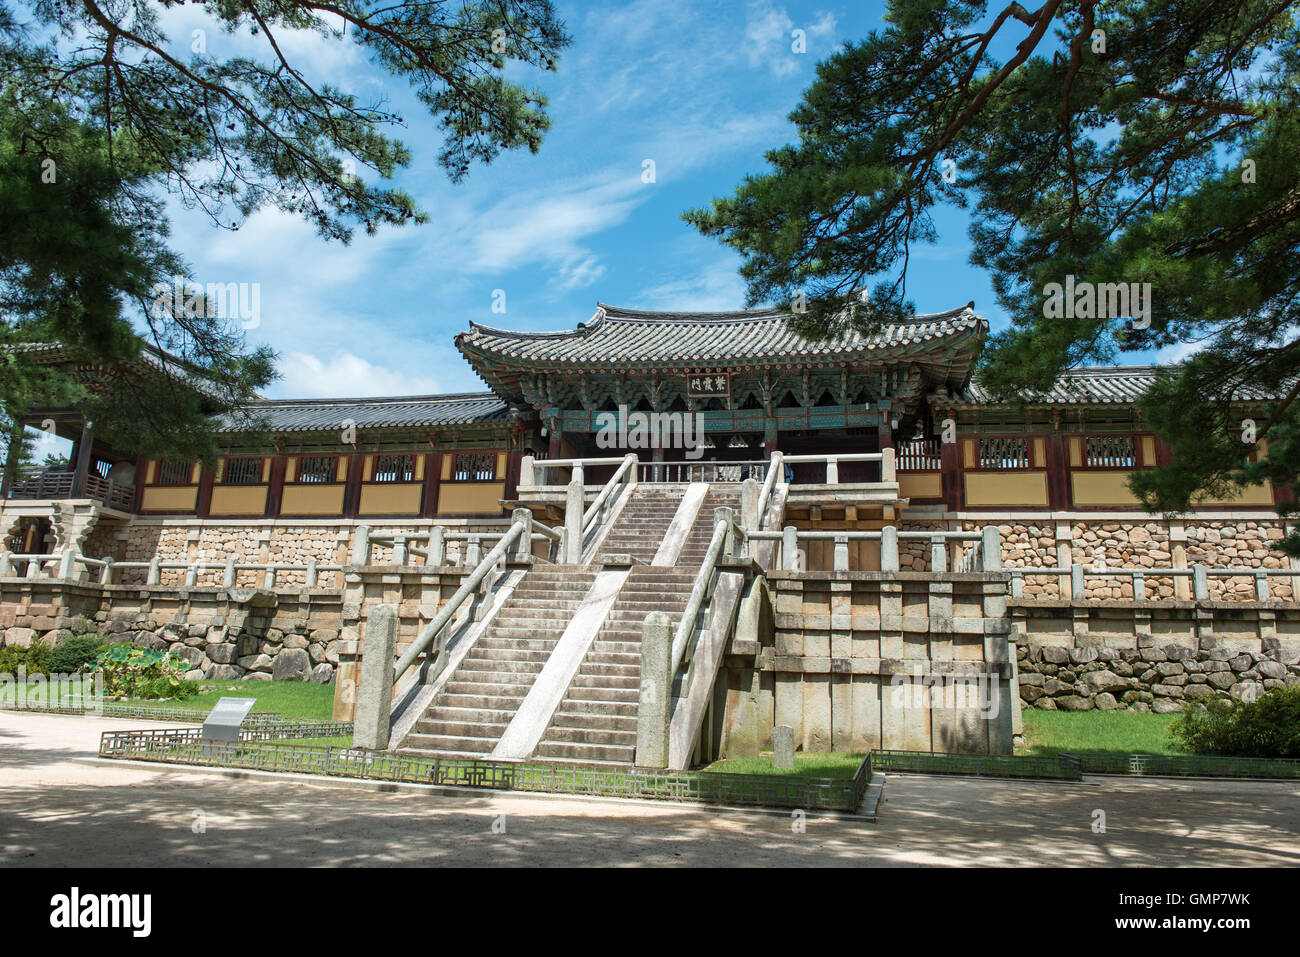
[0,579,342,684]
[1185,522,1295,600]
[1068,521,1175,600]
[1018,643,1300,714]
[1012,600,1300,713]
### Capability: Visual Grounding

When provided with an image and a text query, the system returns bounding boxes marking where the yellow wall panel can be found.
[1071,471,1141,507]
[359,483,422,515]
[210,486,268,516]
[1068,438,1082,467]
[437,482,506,516]
[964,472,1049,507]
[280,484,346,516]
[898,472,942,500]
[1193,483,1275,507]
[961,439,975,469]
[140,486,197,512]
[1141,436,1155,466]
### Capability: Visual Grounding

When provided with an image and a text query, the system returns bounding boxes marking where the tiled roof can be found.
[216,392,511,433]
[943,365,1284,407]
[458,302,986,365]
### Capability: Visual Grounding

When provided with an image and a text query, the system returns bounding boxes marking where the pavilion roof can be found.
[456,301,987,402]
[939,365,1287,409]
[215,392,512,434]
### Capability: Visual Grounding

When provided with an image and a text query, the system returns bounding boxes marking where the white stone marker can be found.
[773,724,795,770]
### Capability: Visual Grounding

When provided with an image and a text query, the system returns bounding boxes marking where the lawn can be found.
[1018,709,1182,756]
[700,751,866,778]
[0,678,335,721]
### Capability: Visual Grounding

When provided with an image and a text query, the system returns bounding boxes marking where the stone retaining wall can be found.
[1012,599,1300,712]
[0,577,342,684]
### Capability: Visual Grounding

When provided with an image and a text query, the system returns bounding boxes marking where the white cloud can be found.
[274,352,442,398]
[744,2,838,78]
[552,255,607,291]
[636,259,750,312]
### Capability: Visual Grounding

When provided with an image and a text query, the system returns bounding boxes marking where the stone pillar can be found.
[564,477,583,564]
[740,477,760,531]
[880,446,896,483]
[519,454,535,489]
[636,611,672,768]
[773,724,794,769]
[782,526,798,571]
[880,525,899,572]
[353,604,397,750]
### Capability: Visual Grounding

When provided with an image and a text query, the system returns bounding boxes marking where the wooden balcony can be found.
[6,470,134,511]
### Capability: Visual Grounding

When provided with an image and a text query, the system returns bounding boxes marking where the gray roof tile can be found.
[217,392,510,433]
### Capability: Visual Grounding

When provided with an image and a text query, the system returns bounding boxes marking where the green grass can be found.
[1019,709,1182,756]
[700,751,866,779]
[0,678,335,721]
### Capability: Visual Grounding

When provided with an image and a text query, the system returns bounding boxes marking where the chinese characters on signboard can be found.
[687,372,730,399]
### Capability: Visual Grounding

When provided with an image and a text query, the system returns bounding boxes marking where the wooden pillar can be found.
[343,451,364,518]
[421,450,441,518]
[1,419,24,498]
[196,463,214,517]
[1045,432,1069,510]
[941,438,962,511]
[266,454,287,517]
[70,421,93,497]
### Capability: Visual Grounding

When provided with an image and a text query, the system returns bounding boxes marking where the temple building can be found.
[0,300,1290,590]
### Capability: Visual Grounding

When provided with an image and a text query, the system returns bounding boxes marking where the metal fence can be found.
[1067,751,1300,779]
[4,699,351,737]
[98,729,872,811]
[870,750,1084,780]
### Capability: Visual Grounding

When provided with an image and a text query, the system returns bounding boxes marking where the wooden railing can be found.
[6,469,134,509]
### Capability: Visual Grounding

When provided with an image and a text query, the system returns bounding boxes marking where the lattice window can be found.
[222,457,263,485]
[978,437,1030,470]
[1085,435,1136,468]
[452,452,496,481]
[373,453,415,483]
[898,437,943,470]
[296,455,337,483]
[156,460,192,485]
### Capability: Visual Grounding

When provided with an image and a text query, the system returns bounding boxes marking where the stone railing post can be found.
[1255,570,1270,602]
[519,454,536,489]
[740,477,760,531]
[782,526,798,571]
[350,524,372,566]
[715,506,736,557]
[223,557,237,588]
[826,456,838,484]
[1071,564,1086,600]
[305,558,319,589]
[833,534,849,571]
[264,566,276,589]
[1192,565,1209,601]
[353,604,397,750]
[880,525,899,572]
[391,535,408,567]
[57,547,76,580]
[981,525,1002,571]
[881,446,896,483]
[185,561,199,588]
[512,508,533,561]
[464,535,482,568]
[147,557,161,585]
[426,526,446,567]
[930,537,948,572]
[101,556,115,585]
[564,476,583,564]
[636,611,672,768]
[1132,570,1146,601]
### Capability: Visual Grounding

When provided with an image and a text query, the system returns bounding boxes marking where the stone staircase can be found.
[400,564,599,758]
[399,482,744,764]
[594,484,690,563]
[533,565,697,764]
[535,486,742,764]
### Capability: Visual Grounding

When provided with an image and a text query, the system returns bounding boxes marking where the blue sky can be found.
[141,0,1174,402]
[129,0,1002,400]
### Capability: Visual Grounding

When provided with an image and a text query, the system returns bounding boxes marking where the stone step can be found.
[473,636,561,653]
[451,660,545,679]
[413,718,510,739]
[412,705,513,725]
[557,684,635,702]
[544,725,636,746]
[469,647,554,664]
[437,692,531,710]
[568,673,639,691]
[402,733,496,753]
[581,651,641,666]
[577,661,640,678]
[554,697,638,716]
[532,741,636,764]
[548,711,638,732]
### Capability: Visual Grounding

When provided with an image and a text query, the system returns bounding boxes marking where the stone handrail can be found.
[519,456,627,488]
[754,451,784,530]
[746,525,1000,572]
[669,508,737,680]
[1010,563,1300,601]
[779,449,896,483]
[581,453,636,537]
[389,508,535,688]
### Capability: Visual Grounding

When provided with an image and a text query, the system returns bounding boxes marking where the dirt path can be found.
[2,711,1298,867]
